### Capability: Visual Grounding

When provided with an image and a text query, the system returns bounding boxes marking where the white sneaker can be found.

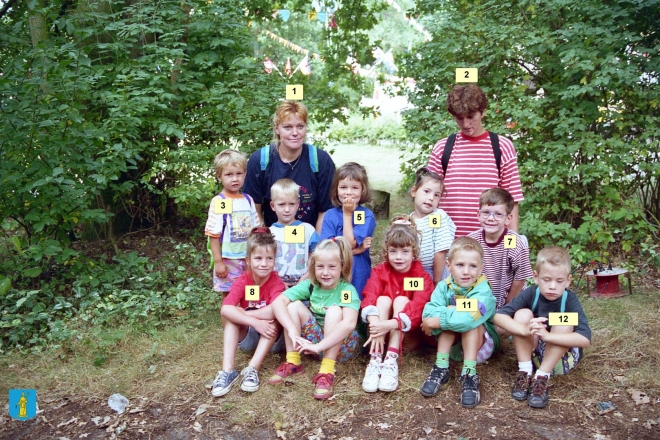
[240,366,260,392]
[362,358,381,393]
[378,356,399,392]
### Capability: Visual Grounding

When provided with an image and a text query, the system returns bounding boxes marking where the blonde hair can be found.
[246,227,277,268]
[213,149,247,177]
[272,100,309,144]
[536,246,571,276]
[381,214,421,262]
[330,162,373,206]
[479,188,514,214]
[447,236,484,263]
[308,237,353,285]
[270,178,300,201]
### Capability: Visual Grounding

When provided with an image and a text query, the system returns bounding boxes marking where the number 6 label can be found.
[429,214,441,228]
[456,68,478,83]
[549,312,578,326]
[245,285,260,301]
[341,290,352,303]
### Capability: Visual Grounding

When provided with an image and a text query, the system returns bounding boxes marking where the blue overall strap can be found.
[207,193,228,270]
[532,287,568,314]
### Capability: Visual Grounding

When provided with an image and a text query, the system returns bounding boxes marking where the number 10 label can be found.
[404,278,424,291]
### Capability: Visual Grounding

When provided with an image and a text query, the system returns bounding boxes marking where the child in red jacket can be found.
[360,215,434,392]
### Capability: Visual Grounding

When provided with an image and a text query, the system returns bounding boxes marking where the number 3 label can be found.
[455,68,478,83]
[245,285,260,301]
[354,211,365,224]
[341,290,352,303]
[214,198,232,214]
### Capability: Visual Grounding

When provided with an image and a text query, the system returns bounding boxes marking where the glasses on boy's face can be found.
[478,210,507,221]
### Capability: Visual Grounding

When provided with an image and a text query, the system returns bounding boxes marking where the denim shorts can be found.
[238,326,285,353]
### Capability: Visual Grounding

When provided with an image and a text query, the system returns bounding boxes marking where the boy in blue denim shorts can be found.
[494,246,591,408]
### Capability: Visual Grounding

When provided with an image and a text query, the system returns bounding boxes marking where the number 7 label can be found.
[504,235,516,249]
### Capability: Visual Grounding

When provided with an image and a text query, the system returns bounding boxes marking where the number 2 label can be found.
[456,68,478,83]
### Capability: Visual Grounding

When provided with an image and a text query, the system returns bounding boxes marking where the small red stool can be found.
[587,268,632,298]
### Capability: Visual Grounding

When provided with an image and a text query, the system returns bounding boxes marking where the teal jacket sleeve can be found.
[422,277,497,336]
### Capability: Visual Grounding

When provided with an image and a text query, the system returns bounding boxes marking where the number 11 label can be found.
[456,299,477,312]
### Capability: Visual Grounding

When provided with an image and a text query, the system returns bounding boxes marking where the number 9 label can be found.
[341,290,352,303]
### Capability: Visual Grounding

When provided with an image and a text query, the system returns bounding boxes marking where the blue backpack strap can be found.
[560,290,567,313]
[208,193,228,270]
[532,287,568,314]
[260,145,271,171]
[308,144,319,172]
[532,287,540,314]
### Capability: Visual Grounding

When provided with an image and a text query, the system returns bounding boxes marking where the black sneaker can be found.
[459,370,480,408]
[420,366,450,397]
[511,371,532,401]
[527,375,550,408]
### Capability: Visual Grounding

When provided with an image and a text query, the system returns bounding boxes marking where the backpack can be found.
[206,193,253,269]
[259,143,319,173]
[531,288,567,314]
[441,131,501,177]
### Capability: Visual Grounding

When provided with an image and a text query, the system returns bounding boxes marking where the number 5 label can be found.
[354,211,365,224]
[286,84,303,100]
[341,290,352,303]
[548,312,578,326]
[245,285,260,301]
[284,225,304,243]
[456,68,478,83]
[214,198,232,214]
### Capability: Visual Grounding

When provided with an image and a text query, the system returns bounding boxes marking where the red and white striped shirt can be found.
[428,131,524,237]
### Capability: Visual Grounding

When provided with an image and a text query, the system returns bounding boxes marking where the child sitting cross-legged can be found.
[420,237,499,408]
[211,227,286,397]
[493,246,591,409]
[269,237,361,400]
[360,215,434,393]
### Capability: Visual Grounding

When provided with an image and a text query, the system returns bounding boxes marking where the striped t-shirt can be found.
[428,131,524,237]
[411,208,456,282]
[467,228,534,309]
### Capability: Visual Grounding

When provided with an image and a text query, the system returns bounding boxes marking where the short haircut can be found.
[330,162,373,206]
[479,188,515,214]
[412,167,444,193]
[536,246,572,276]
[308,237,353,285]
[272,100,308,143]
[446,84,488,117]
[381,214,421,262]
[447,236,484,263]
[246,227,277,263]
[270,178,300,201]
[213,149,247,176]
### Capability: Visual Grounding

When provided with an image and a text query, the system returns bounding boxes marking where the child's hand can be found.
[297,340,321,355]
[362,237,373,250]
[342,196,357,214]
[214,261,227,278]
[421,317,440,336]
[363,335,385,354]
[369,319,394,338]
[289,332,309,350]
[253,319,278,339]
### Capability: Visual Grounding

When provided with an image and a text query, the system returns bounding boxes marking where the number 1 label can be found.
[245,285,260,301]
[456,68,478,83]
[286,84,303,100]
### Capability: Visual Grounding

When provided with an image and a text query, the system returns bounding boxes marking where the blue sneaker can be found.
[211,370,239,397]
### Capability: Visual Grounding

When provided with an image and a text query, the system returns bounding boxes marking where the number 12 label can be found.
[245,285,260,301]
[549,312,578,326]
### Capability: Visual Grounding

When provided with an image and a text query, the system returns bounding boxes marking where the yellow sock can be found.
[286,351,301,366]
[319,358,336,375]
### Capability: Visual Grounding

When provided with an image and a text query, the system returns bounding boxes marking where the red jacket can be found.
[360,260,433,331]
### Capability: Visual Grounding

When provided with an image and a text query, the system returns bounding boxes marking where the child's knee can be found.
[392,295,410,312]
[550,324,574,334]
[324,305,344,321]
[513,308,534,323]
[376,295,393,310]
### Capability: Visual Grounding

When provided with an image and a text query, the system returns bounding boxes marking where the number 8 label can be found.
[341,290,352,303]
[245,285,260,301]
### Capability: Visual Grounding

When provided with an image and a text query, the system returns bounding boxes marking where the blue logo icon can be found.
[8,389,37,421]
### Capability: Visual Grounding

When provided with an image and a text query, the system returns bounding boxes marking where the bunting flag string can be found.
[261,30,322,60]
[384,0,431,42]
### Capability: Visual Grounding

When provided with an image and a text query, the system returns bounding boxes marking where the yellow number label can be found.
[429,214,441,228]
[307,10,318,20]
[456,299,478,312]
[284,225,304,244]
[245,285,260,302]
[456,68,478,83]
[353,211,365,225]
[404,277,424,291]
[341,290,352,303]
[504,235,516,249]
[548,312,578,326]
[214,198,232,214]
[286,84,303,100]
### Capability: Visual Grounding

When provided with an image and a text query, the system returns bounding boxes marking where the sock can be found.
[319,358,336,375]
[370,351,382,361]
[435,352,449,369]
[385,347,399,360]
[462,360,477,376]
[286,351,302,366]
[536,369,551,379]
[518,361,533,375]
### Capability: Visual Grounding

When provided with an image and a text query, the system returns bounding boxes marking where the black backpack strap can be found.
[441,134,457,176]
[489,131,501,178]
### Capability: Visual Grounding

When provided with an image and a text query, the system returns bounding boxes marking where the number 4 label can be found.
[286,84,303,100]
[456,68,478,83]
[245,285,260,301]
[548,312,578,326]
[284,225,304,243]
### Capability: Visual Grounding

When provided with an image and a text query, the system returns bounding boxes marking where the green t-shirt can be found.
[284,279,360,325]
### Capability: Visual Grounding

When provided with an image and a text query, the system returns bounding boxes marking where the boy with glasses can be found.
[467,188,533,309]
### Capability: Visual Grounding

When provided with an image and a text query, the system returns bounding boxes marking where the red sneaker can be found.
[312,373,335,399]
[268,362,304,385]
